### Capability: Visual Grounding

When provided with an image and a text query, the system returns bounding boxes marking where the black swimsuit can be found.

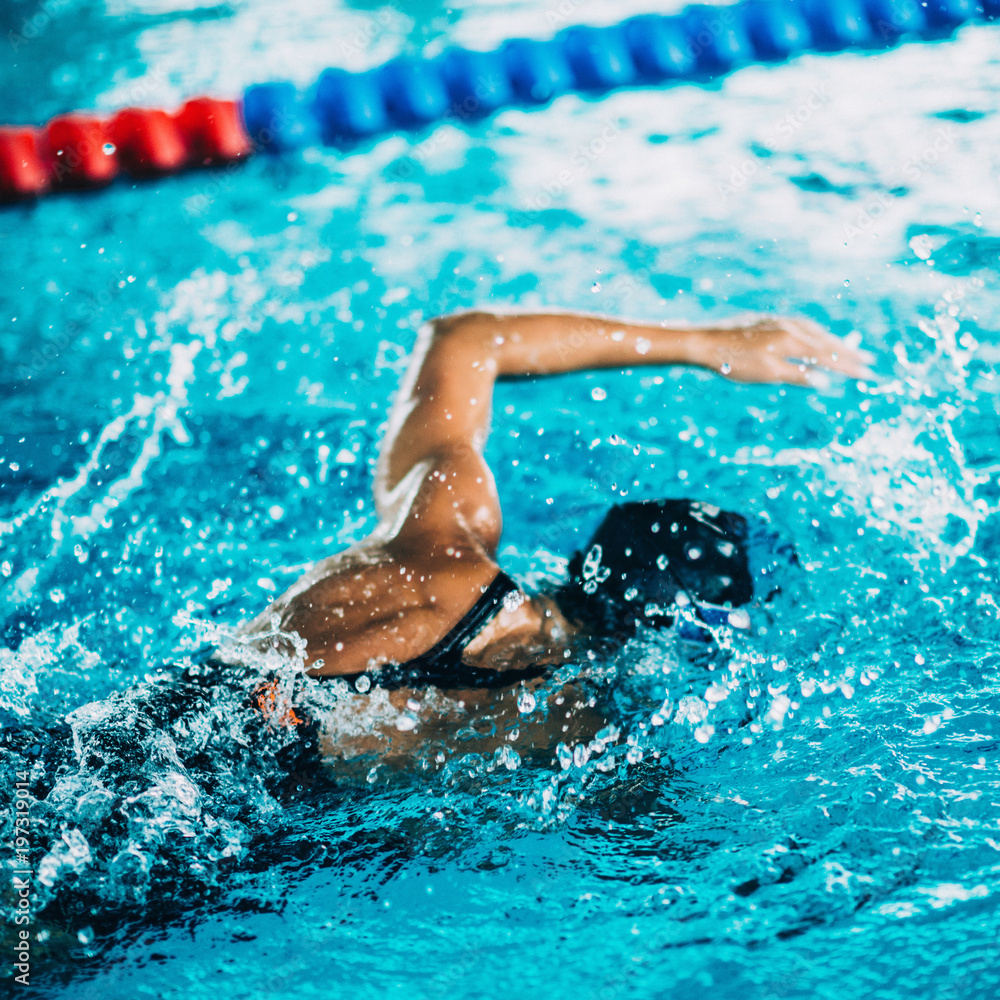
[339,571,551,692]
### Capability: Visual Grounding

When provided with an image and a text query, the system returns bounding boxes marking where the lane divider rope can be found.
[1,0,995,202]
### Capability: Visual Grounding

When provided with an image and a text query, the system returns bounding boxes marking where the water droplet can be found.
[354,674,371,693]
[591,282,602,292]
[496,744,521,770]
[77,926,94,945]
[591,387,607,401]
[517,690,536,714]
[102,142,116,155]
[727,608,751,629]
[705,682,729,704]
[843,278,850,287]
[720,362,732,374]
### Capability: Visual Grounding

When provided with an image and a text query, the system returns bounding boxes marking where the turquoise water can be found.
[2,2,1000,997]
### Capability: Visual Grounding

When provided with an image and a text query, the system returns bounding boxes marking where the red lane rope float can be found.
[0,129,50,199]
[0,97,250,201]
[46,116,119,188]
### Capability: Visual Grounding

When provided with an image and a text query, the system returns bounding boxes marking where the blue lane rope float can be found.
[2,0,997,199]
[242,0,998,148]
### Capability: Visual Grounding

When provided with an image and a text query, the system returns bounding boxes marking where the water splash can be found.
[0,340,199,580]
[723,284,998,565]
[727,408,994,563]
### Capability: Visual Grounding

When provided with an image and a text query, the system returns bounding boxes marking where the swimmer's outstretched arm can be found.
[449,310,872,385]
[375,311,872,554]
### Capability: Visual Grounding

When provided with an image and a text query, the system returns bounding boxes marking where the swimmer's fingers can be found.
[772,356,864,390]
[701,317,875,385]
[787,346,874,380]
[780,320,876,378]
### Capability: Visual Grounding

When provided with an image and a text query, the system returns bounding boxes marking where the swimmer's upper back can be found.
[240,538,503,675]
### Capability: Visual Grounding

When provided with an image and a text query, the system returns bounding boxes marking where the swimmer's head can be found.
[553,498,793,643]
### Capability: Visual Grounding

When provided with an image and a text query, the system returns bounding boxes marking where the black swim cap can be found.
[554,498,755,639]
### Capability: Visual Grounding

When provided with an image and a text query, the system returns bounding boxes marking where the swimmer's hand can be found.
[692,317,876,387]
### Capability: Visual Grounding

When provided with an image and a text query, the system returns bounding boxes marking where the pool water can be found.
[2,1,1000,998]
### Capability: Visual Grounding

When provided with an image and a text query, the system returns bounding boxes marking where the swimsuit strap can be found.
[404,570,521,672]
[340,570,549,691]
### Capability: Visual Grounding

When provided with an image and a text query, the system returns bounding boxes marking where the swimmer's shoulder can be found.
[235,540,505,674]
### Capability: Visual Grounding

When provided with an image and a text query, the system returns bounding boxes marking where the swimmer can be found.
[236,311,873,761]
